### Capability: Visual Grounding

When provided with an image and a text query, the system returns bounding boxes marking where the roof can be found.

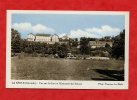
[52,34,59,37]
[28,33,35,36]
[36,33,51,37]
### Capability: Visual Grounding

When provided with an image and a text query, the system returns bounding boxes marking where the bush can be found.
[24,47,33,54]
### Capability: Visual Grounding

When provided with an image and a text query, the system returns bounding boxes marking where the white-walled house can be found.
[51,34,59,42]
[27,33,36,41]
[27,33,59,43]
[88,40,112,48]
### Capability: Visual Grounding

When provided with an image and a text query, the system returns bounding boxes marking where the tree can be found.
[20,39,29,52]
[11,28,21,53]
[58,43,68,58]
[52,43,59,54]
[105,43,112,54]
[111,29,125,59]
[71,40,78,47]
[79,37,90,55]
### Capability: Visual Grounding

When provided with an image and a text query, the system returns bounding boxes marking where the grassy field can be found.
[11,57,124,80]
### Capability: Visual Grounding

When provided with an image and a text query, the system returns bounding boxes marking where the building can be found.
[61,35,70,40]
[35,34,51,42]
[88,40,112,48]
[27,33,59,43]
[51,34,59,42]
[27,33,35,41]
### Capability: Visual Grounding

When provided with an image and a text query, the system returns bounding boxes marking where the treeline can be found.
[11,28,125,59]
[111,30,125,59]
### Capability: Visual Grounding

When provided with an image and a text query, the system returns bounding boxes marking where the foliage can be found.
[69,38,78,47]
[111,29,125,59]
[58,43,68,58]
[79,37,90,55]
[11,28,21,53]
[105,43,112,55]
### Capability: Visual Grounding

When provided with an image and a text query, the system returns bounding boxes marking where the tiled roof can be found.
[29,33,35,35]
[36,34,51,36]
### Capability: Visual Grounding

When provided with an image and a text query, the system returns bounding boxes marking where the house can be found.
[88,40,112,48]
[27,33,35,41]
[27,33,59,43]
[61,35,69,40]
[51,34,59,42]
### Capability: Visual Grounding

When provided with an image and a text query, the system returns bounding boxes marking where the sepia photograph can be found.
[6,10,129,89]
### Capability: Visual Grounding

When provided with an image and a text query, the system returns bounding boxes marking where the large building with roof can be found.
[27,33,59,44]
[88,40,112,48]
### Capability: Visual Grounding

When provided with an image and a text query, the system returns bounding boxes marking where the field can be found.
[11,56,124,81]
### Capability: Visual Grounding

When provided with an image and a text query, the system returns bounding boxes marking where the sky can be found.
[11,13,125,39]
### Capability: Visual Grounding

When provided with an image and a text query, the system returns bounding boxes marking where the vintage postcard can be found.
[6,10,129,89]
